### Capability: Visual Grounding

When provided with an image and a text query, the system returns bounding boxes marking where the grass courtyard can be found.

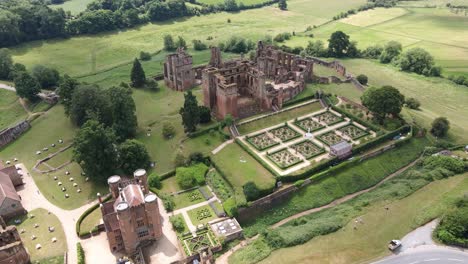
[0,89,28,131]
[187,204,218,226]
[9,208,67,263]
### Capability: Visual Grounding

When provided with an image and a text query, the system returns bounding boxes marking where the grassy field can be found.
[44,148,73,168]
[173,189,206,210]
[9,208,67,262]
[160,177,183,194]
[257,173,468,264]
[237,101,323,134]
[287,7,468,77]
[211,143,276,191]
[11,0,366,77]
[197,0,267,5]
[49,0,94,14]
[0,89,28,130]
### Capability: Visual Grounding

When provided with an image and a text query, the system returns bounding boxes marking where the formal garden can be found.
[317,131,347,146]
[290,140,326,159]
[337,124,369,140]
[187,205,218,226]
[268,125,301,142]
[246,132,279,151]
[267,149,303,169]
[181,229,220,257]
[313,111,344,126]
[294,117,325,132]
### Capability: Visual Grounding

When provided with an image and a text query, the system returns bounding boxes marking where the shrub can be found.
[170,215,186,233]
[435,205,468,248]
[243,181,261,201]
[423,156,465,174]
[145,79,159,91]
[161,194,175,212]
[175,163,209,189]
[77,242,85,264]
[405,98,421,109]
[174,153,187,167]
[162,122,176,139]
[356,74,368,85]
[223,197,238,217]
[139,51,152,61]
[199,106,212,123]
[148,173,162,189]
[192,40,208,51]
[430,117,450,137]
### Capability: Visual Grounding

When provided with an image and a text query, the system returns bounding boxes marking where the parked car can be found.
[388,239,402,251]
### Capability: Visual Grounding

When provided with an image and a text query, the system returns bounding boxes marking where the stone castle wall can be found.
[0,121,30,149]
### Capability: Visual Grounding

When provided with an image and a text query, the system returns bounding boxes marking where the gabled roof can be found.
[114,184,145,209]
[0,172,21,205]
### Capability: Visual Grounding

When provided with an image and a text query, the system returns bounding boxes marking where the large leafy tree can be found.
[430,117,450,138]
[69,85,113,127]
[398,48,434,75]
[380,41,402,63]
[163,34,175,51]
[57,74,79,116]
[327,31,350,58]
[119,139,150,175]
[130,58,146,88]
[108,86,138,141]
[31,64,60,89]
[361,86,405,122]
[14,71,41,102]
[0,48,13,79]
[278,0,287,10]
[73,120,118,182]
[179,90,200,133]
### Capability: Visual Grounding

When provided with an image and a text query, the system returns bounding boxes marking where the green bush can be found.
[170,215,186,233]
[435,205,468,248]
[148,173,162,189]
[243,181,261,202]
[77,242,85,264]
[161,193,175,212]
[423,156,465,174]
[176,163,209,189]
[139,51,152,61]
[206,170,234,201]
[223,197,238,217]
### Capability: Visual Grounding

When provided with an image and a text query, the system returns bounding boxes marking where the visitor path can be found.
[0,83,15,91]
[215,155,423,264]
[211,139,234,155]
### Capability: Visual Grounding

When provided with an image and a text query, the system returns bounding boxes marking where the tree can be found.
[199,106,211,124]
[14,71,41,102]
[224,0,238,11]
[119,139,150,174]
[31,65,60,89]
[108,86,138,141]
[162,122,176,139]
[362,45,383,59]
[361,85,405,122]
[69,85,113,127]
[0,48,13,79]
[278,0,287,10]
[148,173,161,189]
[174,153,187,167]
[223,114,233,127]
[170,216,185,233]
[243,181,260,201]
[176,36,187,49]
[9,63,26,80]
[179,90,200,133]
[163,34,176,51]
[398,48,435,75]
[130,58,146,88]
[304,40,326,57]
[405,97,420,110]
[139,51,151,61]
[73,120,118,182]
[192,40,207,51]
[327,31,351,58]
[430,117,450,137]
[57,74,79,115]
[380,41,402,63]
[356,74,368,85]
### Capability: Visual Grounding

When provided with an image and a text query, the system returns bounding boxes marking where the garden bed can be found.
[268,125,301,142]
[317,131,347,146]
[294,117,325,133]
[187,205,218,226]
[290,140,326,159]
[313,111,344,126]
[267,148,303,169]
[246,132,279,151]
[337,124,369,140]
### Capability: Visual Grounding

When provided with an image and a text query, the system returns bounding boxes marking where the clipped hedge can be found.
[159,169,176,181]
[351,125,411,155]
[76,195,111,237]
[187,123,221,138]
[283,95,316,108]
[77,242,85,264]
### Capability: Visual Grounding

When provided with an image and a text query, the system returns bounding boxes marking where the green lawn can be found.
[44,148,73,168]
[79,206,102,234]
[237,101,323,134]
[257,173,468,264]
[8,208,67,262]
[211,143,276,193]
[49,0,94,14]
[0,89,28,130]
[12,0,366,77]
[160,177,183,194]
[173,189,206,210]
[313,63,345,77]
[187,204,218,226]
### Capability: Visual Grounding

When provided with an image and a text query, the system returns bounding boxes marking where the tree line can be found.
[0,0,284,47]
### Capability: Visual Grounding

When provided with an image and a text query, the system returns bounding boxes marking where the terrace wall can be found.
[0,121,30,149]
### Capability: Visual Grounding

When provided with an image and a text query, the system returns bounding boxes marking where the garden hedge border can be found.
[290,140,326,160]
[293,117,325,133]
[266,148,304,170]
[269,124,302,143]
[337,123,370,141]
[77,242,85,264]
[312,110,344,126]
[283,94,316,108]
[76,195,112,238]
[246,132,280,151]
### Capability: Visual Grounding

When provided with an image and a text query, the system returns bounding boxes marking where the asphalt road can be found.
[373,248,468,264]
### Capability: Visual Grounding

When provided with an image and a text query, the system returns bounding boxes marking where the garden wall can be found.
[0,121,30,149]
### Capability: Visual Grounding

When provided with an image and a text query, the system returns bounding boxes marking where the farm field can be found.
[10,0,366,77]
[48,0,94,14]
[197,0,266,5]
[287,7,468,77]
[258,173,468,264]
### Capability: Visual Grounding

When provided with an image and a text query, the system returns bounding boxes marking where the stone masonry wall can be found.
[0,121,30,149]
